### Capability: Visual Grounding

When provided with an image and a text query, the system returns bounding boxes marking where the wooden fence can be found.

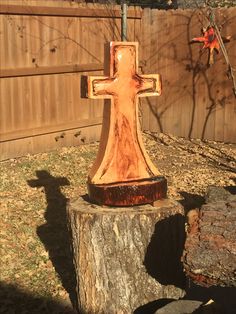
[0,1,142,160]
[0,1,235,160]
[141,7,236,143]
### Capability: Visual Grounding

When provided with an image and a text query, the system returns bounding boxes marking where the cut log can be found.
[183,187,236,287]
[67,197,186,313]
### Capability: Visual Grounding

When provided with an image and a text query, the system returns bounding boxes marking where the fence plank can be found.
[0,63,104,78]
[0,4,142,19]
[0,117,102,142]
[0,124,102,161]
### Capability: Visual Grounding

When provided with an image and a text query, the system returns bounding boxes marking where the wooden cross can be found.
[84,42,167,206]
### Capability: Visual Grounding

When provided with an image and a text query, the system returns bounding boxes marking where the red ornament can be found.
[191,26,230,65]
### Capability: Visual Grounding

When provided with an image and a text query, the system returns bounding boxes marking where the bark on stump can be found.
[183,188,236,287]
[67,197,186,314]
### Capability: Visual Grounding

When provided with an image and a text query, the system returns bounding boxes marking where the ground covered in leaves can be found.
[0,132,235,314]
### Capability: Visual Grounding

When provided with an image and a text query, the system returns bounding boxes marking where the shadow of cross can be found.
[84,42,167,206]
[27,171,77,305]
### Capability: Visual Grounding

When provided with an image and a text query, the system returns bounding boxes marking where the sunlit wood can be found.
[85,42,167,205]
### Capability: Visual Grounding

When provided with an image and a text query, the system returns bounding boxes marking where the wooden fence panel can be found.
[141,8,236,142]
[0,1,142,160]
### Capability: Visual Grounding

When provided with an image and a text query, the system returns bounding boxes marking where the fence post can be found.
[121,1,127,41]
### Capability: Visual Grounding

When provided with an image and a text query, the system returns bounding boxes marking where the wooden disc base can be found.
[87,176,167,206]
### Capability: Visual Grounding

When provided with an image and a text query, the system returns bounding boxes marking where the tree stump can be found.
[183,187,236,287]
[67,197,186,313]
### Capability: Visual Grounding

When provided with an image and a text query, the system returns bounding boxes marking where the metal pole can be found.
[121,1,127,41]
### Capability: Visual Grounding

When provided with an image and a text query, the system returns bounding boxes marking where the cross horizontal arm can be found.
[137,74,162,97]
[87,76,114,99]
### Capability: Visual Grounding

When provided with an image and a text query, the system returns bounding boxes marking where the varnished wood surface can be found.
[85,42,165,205]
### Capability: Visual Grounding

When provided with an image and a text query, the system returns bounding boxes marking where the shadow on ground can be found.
[225,184,236,195]
[0,282,76,314]
[27,170,77,308]
[179,191,205,215]
[134,298,174,314]
[185,282,236,314]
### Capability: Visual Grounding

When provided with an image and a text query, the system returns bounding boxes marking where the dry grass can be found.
[0,132,235,313]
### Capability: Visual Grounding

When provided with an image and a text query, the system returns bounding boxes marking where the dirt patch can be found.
[0,132,235,313]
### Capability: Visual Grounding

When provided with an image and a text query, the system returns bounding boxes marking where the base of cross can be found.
[87,176,167,206]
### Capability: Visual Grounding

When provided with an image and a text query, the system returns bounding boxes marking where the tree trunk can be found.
[67,197,186,314]
[183,188,236,287]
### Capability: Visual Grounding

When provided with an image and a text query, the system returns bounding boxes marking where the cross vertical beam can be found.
[84,42,167,206]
